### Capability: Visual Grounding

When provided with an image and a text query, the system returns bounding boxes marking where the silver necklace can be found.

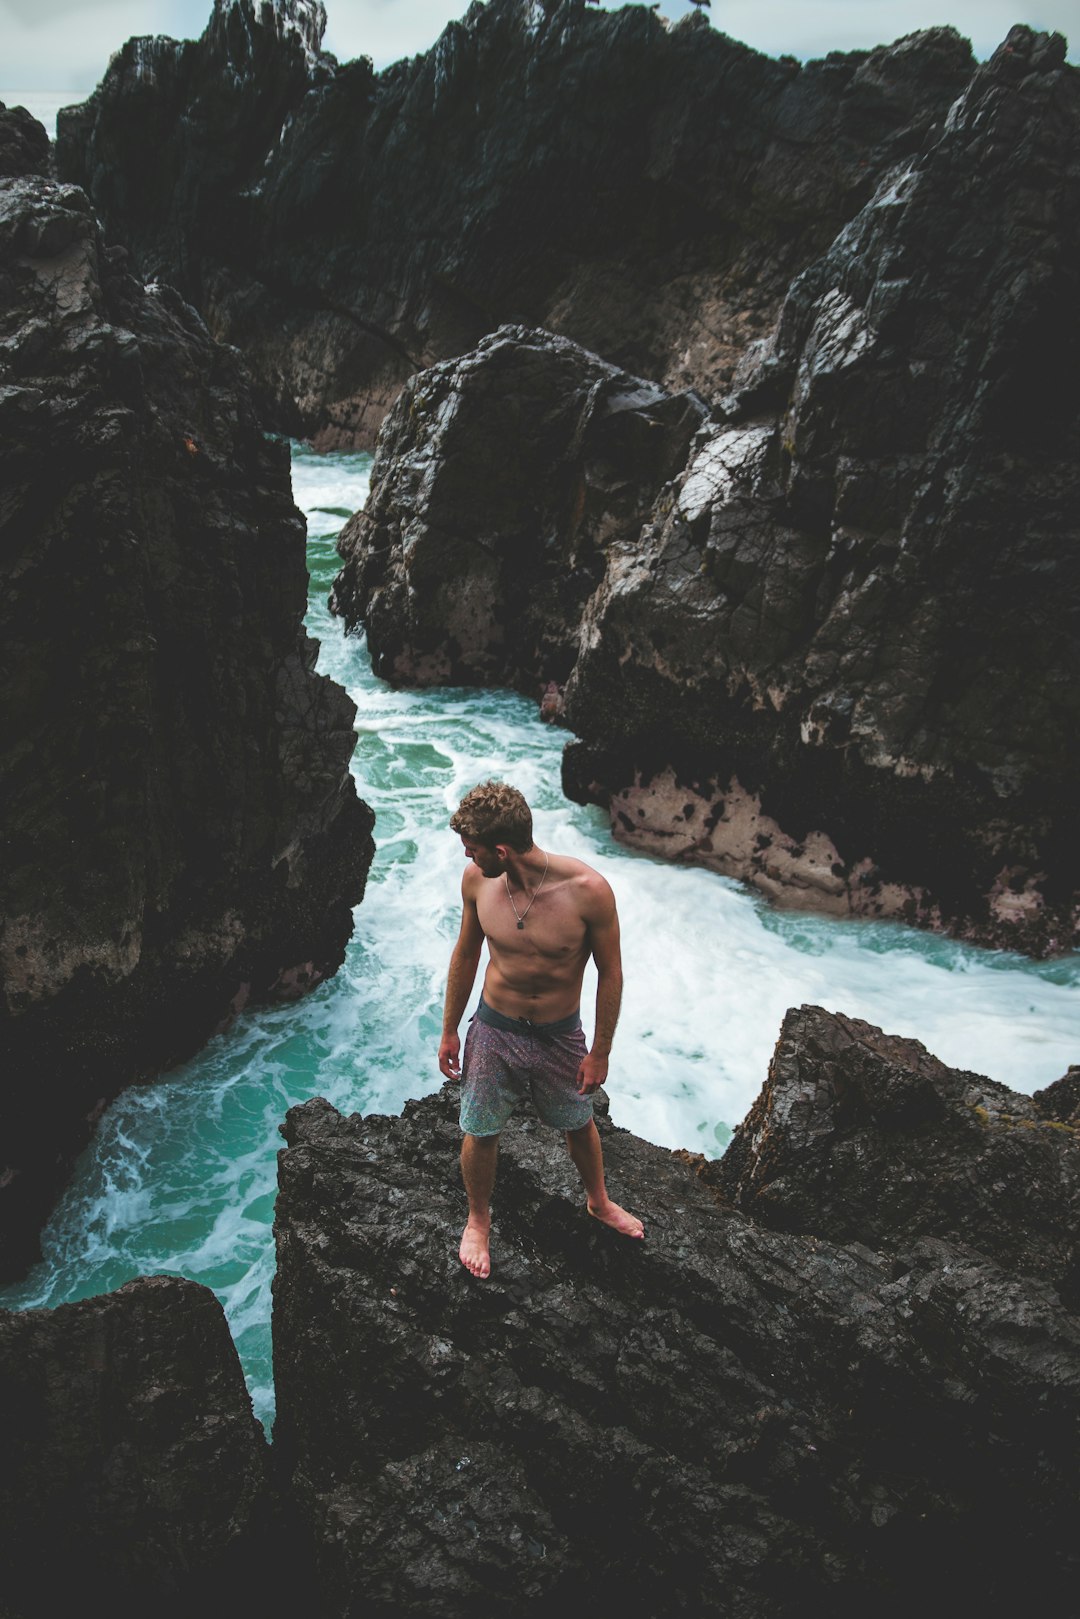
[505,852,549,929]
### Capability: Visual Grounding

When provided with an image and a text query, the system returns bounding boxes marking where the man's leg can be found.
[460,1132,499,1277]
[565,1119,644,1239]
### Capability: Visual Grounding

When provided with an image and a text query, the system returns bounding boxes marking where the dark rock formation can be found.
[0,1276,275,1617]
[272,1019,1080,1617]
[559,23,1080,956]
[56,0,974,447]
[333,28,1079,956]
[0,172,375,1279]
[711,1006,1080,1307]
[331,325,708,689]
[0,103,50,179]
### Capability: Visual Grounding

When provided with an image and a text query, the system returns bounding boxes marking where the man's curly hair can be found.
[449,781,534,852]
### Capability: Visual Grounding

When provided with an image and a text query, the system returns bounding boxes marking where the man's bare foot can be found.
[588,1198,644,1239]
[459,1219,492,1278]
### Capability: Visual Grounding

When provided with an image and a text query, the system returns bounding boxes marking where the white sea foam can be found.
[3,442,1077,1435]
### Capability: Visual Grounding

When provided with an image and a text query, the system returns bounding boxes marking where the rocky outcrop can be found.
[0,1276,276,1617]
[711,1006,1080,1306]
[0,103,50,179]
[56,0,974,447]
[333,28,1079,956]
[0,172,375,1279]
[271,1014,1080,1616]
[331,325,708,689]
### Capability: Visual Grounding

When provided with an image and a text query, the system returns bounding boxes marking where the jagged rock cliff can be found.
[0,163,375,1279]
[56,0,974,447]
[271,1010,1080,1616]
[333,27,1079,955]
[559,23,1080,954]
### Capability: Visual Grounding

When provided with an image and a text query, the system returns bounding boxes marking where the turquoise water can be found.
[3,444,1078,1432]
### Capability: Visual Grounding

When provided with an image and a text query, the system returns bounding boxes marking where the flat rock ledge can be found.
[271,1006,1080,1617]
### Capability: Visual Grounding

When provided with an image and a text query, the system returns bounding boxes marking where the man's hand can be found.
[576,1050,608,1095]
[439,1031,461,1079]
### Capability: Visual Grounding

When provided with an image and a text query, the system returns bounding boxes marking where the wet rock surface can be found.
[0,172,374,1278]
[272,1016,1080,1617]
[56,0,973,447]
[0,1276,275,1618]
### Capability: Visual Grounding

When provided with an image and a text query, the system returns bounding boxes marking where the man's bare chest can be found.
[477,885,586,963]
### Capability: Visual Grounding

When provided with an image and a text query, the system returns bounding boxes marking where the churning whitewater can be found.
[3,446,1078,1430]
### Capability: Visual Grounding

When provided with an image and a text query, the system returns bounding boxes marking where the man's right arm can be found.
[438,875,485,1078]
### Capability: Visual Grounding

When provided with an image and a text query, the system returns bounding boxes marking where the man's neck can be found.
[503,846,548,891]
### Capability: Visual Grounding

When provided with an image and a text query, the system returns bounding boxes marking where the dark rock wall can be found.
[0,1276,275,1617]
[0,170,375,1279]
[559,25,1080,953]
[271,1033,1080,1617]
[55,0,973,447]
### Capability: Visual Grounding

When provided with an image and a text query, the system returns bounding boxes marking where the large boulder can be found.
[0,173,375,1278]
[331,325,707,691]
[0,1276,275,1617]
[0,102,50,179]
[56,0,973,446]
[271,1035,1080,1617]
[710,1005,1080,1306]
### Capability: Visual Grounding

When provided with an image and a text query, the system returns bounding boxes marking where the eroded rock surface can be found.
[0,1276,274,1617]
[272,1026,1080,1617]
[0,173,374,1278]
[56,0,973,446]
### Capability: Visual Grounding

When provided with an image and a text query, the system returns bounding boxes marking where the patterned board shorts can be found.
[459,997,593,1136]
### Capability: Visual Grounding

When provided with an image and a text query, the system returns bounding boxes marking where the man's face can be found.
[461,836,507,878]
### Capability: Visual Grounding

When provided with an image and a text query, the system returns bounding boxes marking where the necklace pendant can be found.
[517,919,525,929]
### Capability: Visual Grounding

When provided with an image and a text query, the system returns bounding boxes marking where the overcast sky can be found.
[2,0,1076,92]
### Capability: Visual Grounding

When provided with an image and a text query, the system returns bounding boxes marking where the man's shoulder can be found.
[461,863,485,901]
[557,854,615,913]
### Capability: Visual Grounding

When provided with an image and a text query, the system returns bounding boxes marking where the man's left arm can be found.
[577,881,622,1096]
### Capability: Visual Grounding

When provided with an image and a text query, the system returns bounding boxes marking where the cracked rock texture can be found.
[0,170,374,1279]
[55,0,974,448]
[271,1011,1080,1617]
[0,1276,275,1618]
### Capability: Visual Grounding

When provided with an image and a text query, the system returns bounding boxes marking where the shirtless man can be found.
[438,780,644,1278]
